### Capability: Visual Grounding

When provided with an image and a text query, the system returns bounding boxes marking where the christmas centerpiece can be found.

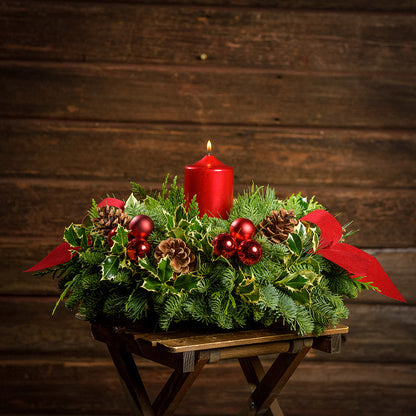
[26,143,405,335]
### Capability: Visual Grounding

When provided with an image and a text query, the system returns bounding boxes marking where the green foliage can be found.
[125,287,149,321]
[229,184,277,225]
[38,178,375,336]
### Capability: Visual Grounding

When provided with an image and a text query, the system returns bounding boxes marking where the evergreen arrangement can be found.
[35,177,377,335]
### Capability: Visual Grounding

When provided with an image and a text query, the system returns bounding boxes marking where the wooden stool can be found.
[91,323,349,416]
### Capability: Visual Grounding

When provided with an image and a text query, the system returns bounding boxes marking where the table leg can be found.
[239,356,284,416]
[107,343,155,416]
[239,339,313,415]
[152,355,209,416]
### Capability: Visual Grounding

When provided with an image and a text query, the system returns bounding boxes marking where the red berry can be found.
[129,215,154,239]
[230,218,256,243]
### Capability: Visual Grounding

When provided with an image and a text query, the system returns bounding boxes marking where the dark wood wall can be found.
[1,1,415,415]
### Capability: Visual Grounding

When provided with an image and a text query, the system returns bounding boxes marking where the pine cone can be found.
[154,237,195,276]
[91,205,131,236]
[258,208,299,244]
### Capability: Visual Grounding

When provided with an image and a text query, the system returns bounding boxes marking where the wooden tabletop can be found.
[125,324,349,353]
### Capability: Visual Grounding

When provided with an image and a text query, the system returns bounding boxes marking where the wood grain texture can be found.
[2,120,415,188]
[1,3,415,415]
[19,0,416,12]
[1,62,416,128]
[1,297,413,363]
[0,359,414,415]
[2,178,415,247]
[2,2,416,72]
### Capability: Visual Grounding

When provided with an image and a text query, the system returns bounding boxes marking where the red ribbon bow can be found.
[300,209,405,302]
[25,198,125,273]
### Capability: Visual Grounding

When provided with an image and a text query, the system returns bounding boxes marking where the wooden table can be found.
[91,323,349,416]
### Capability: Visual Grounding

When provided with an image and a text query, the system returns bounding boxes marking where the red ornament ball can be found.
[107,228,117,247]
[129,215,154,239]
[237,239,263,266]
[127,238,151,262]
[229,218,256,243]
[212,233,237,259]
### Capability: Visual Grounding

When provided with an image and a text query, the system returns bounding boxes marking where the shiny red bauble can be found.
[212,233,238,259]
[129,215,154,239]
[107,228,117,247]
[237,239,263,266]
[126,238,151,262]
[229,218,256,243]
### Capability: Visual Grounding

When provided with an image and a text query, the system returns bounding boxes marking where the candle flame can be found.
[207,140,212,155]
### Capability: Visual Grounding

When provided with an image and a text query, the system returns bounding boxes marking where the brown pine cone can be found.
[154,237,195,276]
[258,207,299,244]
[91,205,131,236]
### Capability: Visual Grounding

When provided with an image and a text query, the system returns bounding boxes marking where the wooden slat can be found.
[0,296,107,358]
[310,303,416,363]
[0,298,414,363]
[1,2,416,71]
[134,325,348,354]
[2,120,415,189]
[1,62,416,128]
[0,358,414,415]
[0,239,61,296]
[2,178,415,248]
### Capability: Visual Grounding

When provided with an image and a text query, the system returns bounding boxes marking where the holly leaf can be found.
[306,257,321,274]
[287,233,303,256]
[284,274,310,291]
[174,204,187,224]
[142,276,163,292]
[291,289,311,305]
[313,231,320,252]
[101,255,120,280]
[237,276,260,303]
[164,210,175,230]
[157,257,174,283]
[296,221,307,238]
[77,227,89,249]
[64,224,81,247]
[171,226,186,240]
[124,193,140,217]
[138,255,157,273]
[110,225,129,255]
[174,274,199,292]
[278,270,318,291]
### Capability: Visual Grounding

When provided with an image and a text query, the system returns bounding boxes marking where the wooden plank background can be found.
[1,1,415,415]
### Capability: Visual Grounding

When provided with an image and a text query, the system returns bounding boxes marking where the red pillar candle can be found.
[185,141,234,218]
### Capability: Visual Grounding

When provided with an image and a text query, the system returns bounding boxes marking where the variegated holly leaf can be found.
[174,273,199,292]
[124,193,141,217]
[236,275,260,303]
[101,255,120,280]
[287,233,303,256]
[64,224,81,247]
[278,270,319,292]
[110,225,129,255]
[139,256,175,286]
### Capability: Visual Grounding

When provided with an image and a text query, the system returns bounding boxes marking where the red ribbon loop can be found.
[301,209,405,302]
[97,198,125,210]
[25,197,125,273]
